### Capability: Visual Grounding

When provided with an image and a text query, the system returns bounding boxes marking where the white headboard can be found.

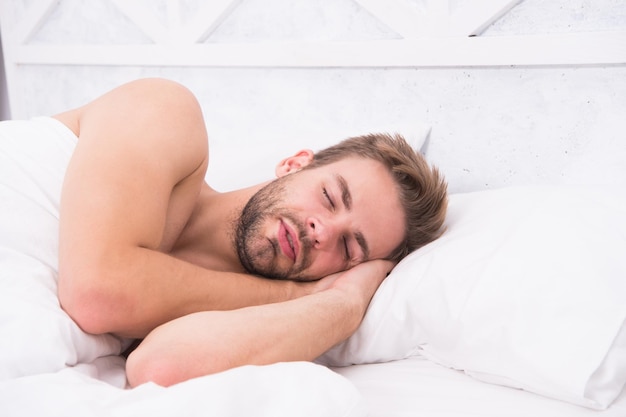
[1,0,625,192]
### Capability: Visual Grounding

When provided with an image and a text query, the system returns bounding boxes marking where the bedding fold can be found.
[0,117,125,381]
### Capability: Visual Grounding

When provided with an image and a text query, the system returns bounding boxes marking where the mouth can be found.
[278,220,299,263]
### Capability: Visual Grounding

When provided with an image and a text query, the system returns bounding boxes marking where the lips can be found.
[278,220,299,263]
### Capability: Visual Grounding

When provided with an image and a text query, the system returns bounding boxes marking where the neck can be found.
[170,182,267,273]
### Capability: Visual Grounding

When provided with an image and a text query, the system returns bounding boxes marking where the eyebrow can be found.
[337,174,352,210]
[355,232,370,261]
[336,174,370,261]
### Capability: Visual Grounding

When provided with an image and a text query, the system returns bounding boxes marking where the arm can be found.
[57,79,317,338]
[125,260,393,387]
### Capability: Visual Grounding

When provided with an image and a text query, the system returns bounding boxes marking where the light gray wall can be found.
[1,0,624,192]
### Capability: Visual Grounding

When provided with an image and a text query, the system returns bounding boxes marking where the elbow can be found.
[126,323,233,388]
[126,344,189,388]
[58,269,126,335]
[126,348,164,387]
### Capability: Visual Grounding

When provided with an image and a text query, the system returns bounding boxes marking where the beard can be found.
[234,175,313,280]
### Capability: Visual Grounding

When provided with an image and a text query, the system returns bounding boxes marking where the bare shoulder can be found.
[70,78,208,179]
[94,78,201,108]
[57,79,211,261]
[56,78,201,134]
[82,78,206,137]
[96,78,202,114]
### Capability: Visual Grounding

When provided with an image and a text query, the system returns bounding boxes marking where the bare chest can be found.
[161,185,244,273]
[158,180,209,253]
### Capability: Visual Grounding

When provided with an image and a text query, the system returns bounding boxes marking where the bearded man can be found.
[5,78,448,386]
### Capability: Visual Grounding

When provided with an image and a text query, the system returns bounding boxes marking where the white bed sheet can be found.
[334,356,626,417]
[1,358,367,417]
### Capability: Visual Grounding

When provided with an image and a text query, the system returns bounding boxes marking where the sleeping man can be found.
[17,78,448,387]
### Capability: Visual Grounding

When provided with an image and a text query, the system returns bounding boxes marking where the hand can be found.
[328,260,395,307]
[290,260,395,309]
[296,260,394,309]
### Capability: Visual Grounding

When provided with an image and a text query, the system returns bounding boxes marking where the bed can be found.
[1,116,625,416]
[1,1,626,416]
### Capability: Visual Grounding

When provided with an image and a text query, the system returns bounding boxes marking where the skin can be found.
[53,78,406,387]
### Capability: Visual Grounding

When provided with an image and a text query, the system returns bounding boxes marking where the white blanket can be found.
[0,117,366,417]
[1,361,365,417]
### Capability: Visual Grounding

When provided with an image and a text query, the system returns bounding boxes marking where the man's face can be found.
[235,157,405,281]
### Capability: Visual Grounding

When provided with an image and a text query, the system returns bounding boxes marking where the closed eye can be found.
[343,236,351,261]
[323,188,335,209]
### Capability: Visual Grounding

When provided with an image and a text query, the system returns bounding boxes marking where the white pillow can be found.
[206,122,431,191]
[318,185,626,410]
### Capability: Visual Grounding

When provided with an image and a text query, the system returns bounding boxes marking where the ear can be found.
[275,149,314,177]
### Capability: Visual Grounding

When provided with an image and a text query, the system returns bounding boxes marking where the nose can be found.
[307,215,339,249]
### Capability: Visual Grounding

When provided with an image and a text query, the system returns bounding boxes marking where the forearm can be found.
[125,260,392,387]
[59,246,308,338]
[126,288,364,387]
